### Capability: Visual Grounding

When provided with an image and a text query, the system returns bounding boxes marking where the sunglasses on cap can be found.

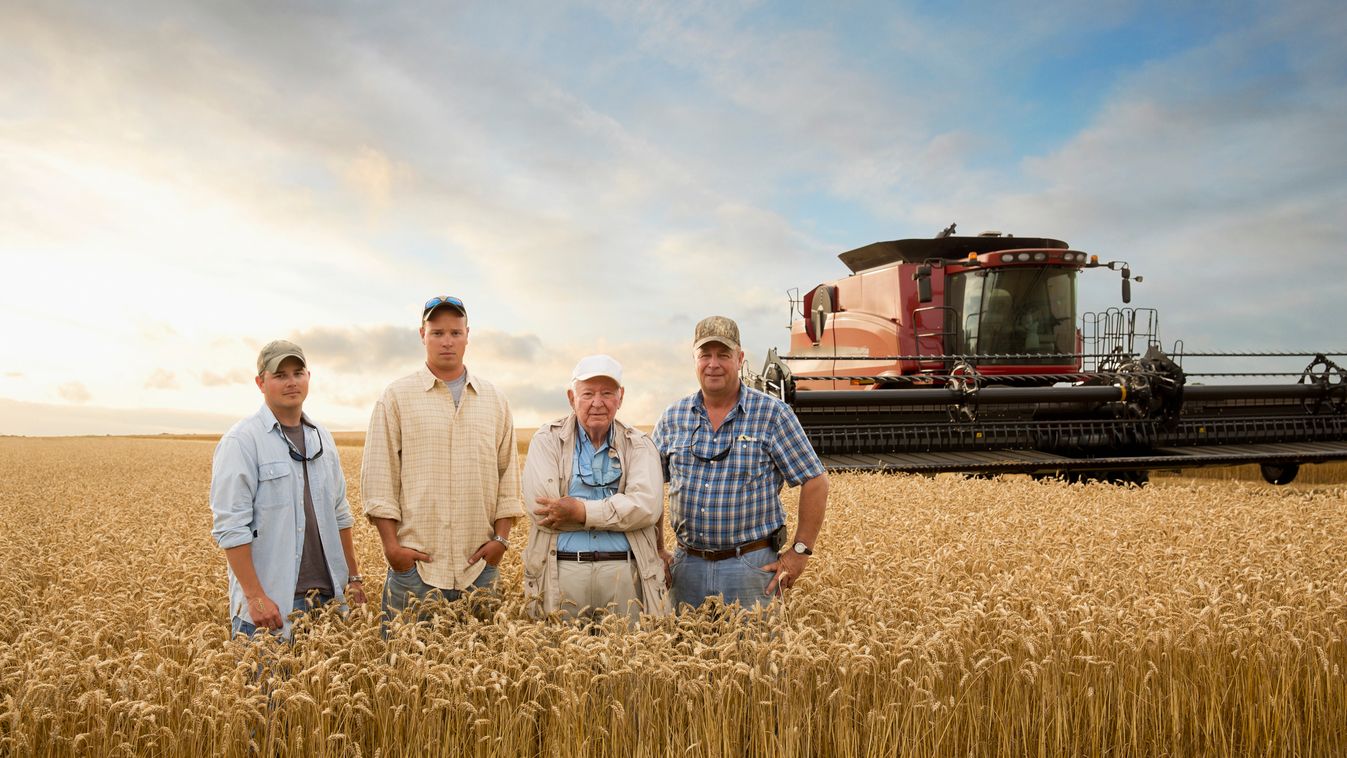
[423,295,466,314]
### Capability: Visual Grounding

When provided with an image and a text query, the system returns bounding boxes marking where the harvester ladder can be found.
[912,305,959,372]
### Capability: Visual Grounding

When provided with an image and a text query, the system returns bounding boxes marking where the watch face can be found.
[794,542,807,554]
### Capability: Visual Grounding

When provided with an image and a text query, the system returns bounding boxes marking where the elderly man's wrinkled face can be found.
[569,376,623,444]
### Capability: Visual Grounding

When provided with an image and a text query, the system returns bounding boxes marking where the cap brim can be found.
[693,336,740,352]
[263,353,306,374]
[572,372,622,385]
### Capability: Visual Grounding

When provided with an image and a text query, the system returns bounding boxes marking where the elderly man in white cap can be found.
[521,354,672,622]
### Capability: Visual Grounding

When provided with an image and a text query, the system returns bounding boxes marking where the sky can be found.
[3,0,1345,435]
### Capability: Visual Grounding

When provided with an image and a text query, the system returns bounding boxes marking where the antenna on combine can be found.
[936,222,957,239]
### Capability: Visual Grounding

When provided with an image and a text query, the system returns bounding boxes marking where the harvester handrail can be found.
[782,352,1110,361]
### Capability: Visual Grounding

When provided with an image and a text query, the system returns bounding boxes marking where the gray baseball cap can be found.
[257,340,306,375]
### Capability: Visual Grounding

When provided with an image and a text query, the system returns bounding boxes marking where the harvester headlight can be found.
[1017,253,1030,261]
[1033,252,1047,261]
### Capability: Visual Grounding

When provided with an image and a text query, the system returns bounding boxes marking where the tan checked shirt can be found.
[362,366,524,590]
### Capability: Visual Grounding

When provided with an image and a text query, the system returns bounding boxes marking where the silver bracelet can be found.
[490,534,510,550]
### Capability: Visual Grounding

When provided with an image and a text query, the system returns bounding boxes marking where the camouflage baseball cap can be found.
[693,315,741,353]
[257,340,306,375]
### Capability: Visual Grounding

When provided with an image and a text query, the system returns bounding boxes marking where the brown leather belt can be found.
[679,538,773,562]
[555,550,633,562]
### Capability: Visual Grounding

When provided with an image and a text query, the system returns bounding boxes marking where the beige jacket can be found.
[521,415,672,617]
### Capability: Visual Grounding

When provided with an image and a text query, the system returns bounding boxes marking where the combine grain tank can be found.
[751,226,1347,484]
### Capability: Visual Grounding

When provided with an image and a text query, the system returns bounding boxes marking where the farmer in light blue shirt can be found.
[210,340,365,638]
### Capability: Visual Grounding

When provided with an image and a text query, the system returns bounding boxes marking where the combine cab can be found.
[753,227,1347,484]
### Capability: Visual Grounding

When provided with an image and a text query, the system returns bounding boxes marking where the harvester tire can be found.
[1259,463,1300,485]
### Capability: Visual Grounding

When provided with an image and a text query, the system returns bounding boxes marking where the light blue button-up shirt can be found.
[210,403,354,637]
[556,423,630,552]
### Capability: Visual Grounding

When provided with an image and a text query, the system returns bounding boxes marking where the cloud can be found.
[287,325,421,375]
[201,369,252,387]
[57,381,90,404]
[339,145,398,208]
[469,330,545,365]
[4,371,21,379]
[144,368,179,390]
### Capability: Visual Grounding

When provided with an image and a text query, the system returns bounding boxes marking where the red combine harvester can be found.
[751,225,1347,484]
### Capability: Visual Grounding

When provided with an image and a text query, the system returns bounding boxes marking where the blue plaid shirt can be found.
[653,383,824,550]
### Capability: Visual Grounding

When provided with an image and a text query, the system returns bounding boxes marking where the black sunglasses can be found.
[693,444,731,463]
[278,425,324,463]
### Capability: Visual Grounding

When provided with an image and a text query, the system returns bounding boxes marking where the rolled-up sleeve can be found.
[210,434,257,549]
[326,429,354,528]
[361,393,403,522]
[493,399,525,519]
[771,405,825,487]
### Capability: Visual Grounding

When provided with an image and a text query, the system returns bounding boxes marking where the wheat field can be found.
[1,436,1344,757]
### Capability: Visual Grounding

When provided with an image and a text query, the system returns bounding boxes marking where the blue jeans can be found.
[231,591,335,638]
[670,547,779,613]
[382,563,499,625]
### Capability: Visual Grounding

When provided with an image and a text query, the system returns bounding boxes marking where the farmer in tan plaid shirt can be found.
[362,295,524,623]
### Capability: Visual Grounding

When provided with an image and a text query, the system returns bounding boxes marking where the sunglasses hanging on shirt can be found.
[277,423,324,463]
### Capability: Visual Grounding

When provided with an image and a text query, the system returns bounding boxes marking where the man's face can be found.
[255,356,309,415]
[695,342,743,395]
[568,376,623,442]
[420,309,469,377]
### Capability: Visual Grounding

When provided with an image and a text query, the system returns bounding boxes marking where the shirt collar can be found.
[258,403,314,432]
[693,382,747,420]
[574,419,613,456]
[417,364,475,393]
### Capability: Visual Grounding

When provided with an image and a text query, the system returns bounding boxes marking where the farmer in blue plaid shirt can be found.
[653,315,830,611]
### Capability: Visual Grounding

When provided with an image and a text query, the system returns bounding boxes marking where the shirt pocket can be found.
[727,439,772,483]
[255,460,293,508]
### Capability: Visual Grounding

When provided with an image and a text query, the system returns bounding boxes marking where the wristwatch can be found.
[490,534,510,550]
[792,541,813,556]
